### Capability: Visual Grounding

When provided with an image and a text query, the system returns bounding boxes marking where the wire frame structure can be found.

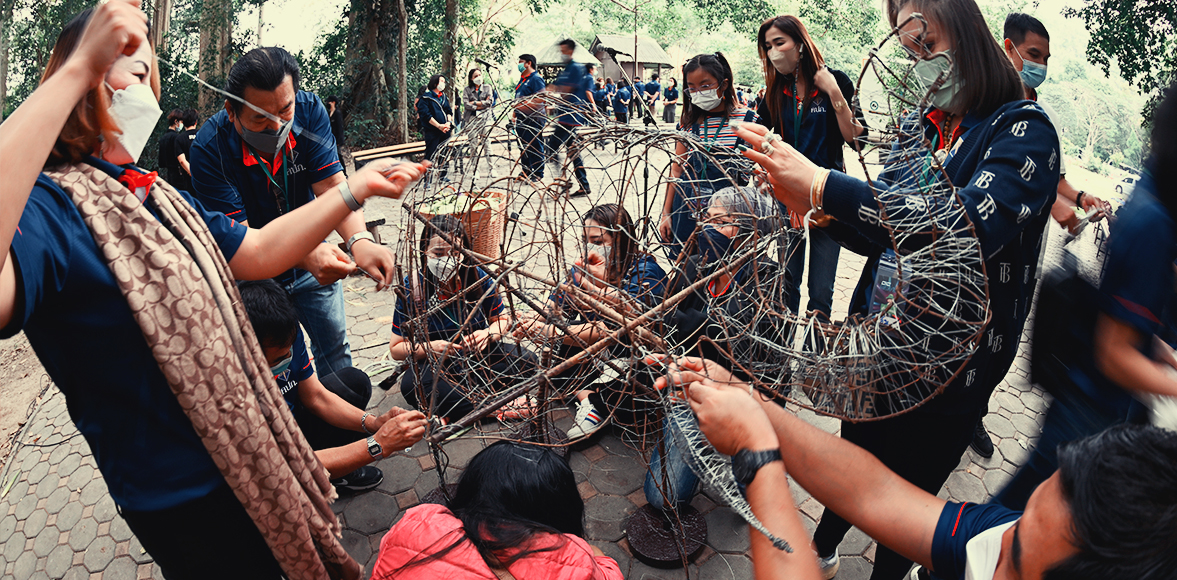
[389,18,990,554]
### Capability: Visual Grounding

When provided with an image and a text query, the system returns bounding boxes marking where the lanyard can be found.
[792,78,803,145]
[696,114,731,182]
[250,147,291,215]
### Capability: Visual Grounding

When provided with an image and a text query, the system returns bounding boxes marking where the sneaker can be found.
[566,397,607,440]
[571,189,590,198]
[909,565,931,580]
[331,465,383,493]
[970,420,994,458]
[818,549,839,580]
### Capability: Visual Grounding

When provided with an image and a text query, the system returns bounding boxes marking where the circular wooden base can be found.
[626,503,707,568]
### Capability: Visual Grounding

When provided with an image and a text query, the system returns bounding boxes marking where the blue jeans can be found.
[785,227,841,317]
[285,270,352,376]
[551,123,590,193]
[644,410,700,510]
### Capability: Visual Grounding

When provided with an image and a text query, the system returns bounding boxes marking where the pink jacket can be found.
[371,504,624,580]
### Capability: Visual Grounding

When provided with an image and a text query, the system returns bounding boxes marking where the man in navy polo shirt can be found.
[643,73,661,123]
[513,53,547,184]
[667,358,1177,580]
[548,39,595,197]
[190,47,396,376]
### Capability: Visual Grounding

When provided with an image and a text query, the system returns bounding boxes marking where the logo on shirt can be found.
[1016,204,1032,223]
[999,262,1011,283]
[977,194,997,221]
[1010,121,1028,138]
[974,171,995,189]
[1019,157,1037,182]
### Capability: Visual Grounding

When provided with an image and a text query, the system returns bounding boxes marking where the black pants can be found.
[401,342,537,421]
[167,168,191,193]
[516,115,546,179]
[550,340,660,428]
[811,407,982,580]
[293,367,372,451]
[120,484,284,580]
[423,131,449,180]
[615,110,628,124]
[550,123,590,194]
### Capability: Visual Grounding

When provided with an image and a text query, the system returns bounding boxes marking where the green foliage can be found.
[3,0,93,117]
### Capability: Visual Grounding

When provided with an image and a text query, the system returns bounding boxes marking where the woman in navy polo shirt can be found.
[419,74,454,179]
[662,77,680,124]
[0,3,427,577]
[735,0,1060,576]
[756,15,865,321]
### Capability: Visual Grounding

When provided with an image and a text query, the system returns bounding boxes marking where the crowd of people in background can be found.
[2,0,1176,579]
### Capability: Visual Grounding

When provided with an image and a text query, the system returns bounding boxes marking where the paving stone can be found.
[340,529,373,567]
[26,460,50,486]
[34,472,61,500]
[841,527,874,557]
[21,450,44,473]
[103,556,139,580]
[32,524,58,557]
[628,559,689,579]
[127,535,152,564]
[60,567,90,580]
[983,414,1016,439]
[996,437,1030,468]
[83,535,116,572]
[66,464,94,492]
[697,553,752,579]
[109,516,133,543]
[12,550,37,580]
[351,318,384,337]
[46,443,71,466]
[43,486,70,515]
[14,492,39,520]
[585,494,634,542]
[55,502,82,531]
[55,454,81,479]
[438,437,484,469]
[942,471,988,503]
[588,454,646,496]
[703,507,747,553]
[982,467,1013,496]
[834,555,874,579]
[5,479,30,511]
[79,478,107,507]
[592,540,633,575]
[342,491,400,535]
[0,514,16,545]
[67,517,97,551]
[45,544,72,579]
[92,495,117,523]
[1008,413,1042,440]
[3,525,25,561]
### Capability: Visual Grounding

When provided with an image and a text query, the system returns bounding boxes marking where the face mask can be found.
[518,63,526,73]
[912,51,962,113]
[1013,46,1048,89]
[270,353,293,378]
[428,256,461,282]
[437,81,446,92]
[692,88,722,111]
[562,53,572,64]
[586,242,612,262]
[767,45,801,75]
[699,224,733,265]
[104,83,162,164]
[473,76,483,86]
[239,118,293,158]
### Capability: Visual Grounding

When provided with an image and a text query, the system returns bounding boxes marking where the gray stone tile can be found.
[55,453,81,479]
[79,477,107,506]
[591,540,632,576]
[92,495,117,523]
[835,555,875,580]
[942,471,988,504]
[55,502,82,531]
[31,523,58,557]
[439,437,485,469]
[20,449,44,473]
[109,516,133,543]
[61,567,90,580]
[588,454,646,496]
[628,559,689,579]
[4,479,30,510]
[983,414,1016,439]
[47,443,71,466]
[14,492,38,520]
[44,486,70,515]
[12,549,37,580]
[26,460,50,486]
[982,467,1013,496]
[585,494,635,542]
[697,553,752,579]
[340,529,373,568]
[45,544,72,579]
[35,472,61,499]
[1008,413,1041,439]
[0,514,16,546]
[375,454,421,495]
[128,535,152,564]
[83,535,116,572]
[342,491,400,535]
[103,556,139,580]
[66,464,94,492]
[703,507,748,554]
[67,516,97,551]
[3,523,26,561]
[841,527,874,557]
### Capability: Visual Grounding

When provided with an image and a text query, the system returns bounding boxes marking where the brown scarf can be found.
[44,162,361,580]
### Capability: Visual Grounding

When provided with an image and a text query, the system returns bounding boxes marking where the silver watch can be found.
[366,436,383,459]
[347,231,376,253]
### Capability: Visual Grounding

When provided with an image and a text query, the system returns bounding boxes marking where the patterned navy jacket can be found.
[822,100,1060,415]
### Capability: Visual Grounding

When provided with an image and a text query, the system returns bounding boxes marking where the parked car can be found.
[1115,174,1140,195]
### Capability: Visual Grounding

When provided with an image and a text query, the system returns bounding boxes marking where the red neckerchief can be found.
[117,168,158,202]
[707,275,734,298]
[781,83,819,102]
[515,71,533,92]
[925,109,964,151]
[241,133,299,175]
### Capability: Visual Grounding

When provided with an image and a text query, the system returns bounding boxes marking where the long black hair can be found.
[583,203,641,285]
[1148,81,1177,220]
[680,52,738,129]
[387,441,585,576]
[418,215,482,303]
[757,15,825,127]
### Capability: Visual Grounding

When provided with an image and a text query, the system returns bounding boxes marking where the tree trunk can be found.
[151,0,172,52]
[198,0,232,116]
[397,0,408,141]
[345,0,397,147]
[0,0,14,122]
[442,0,457,105]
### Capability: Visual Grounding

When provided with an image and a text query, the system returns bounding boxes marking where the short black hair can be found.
[1043,424,1177,580]
[427,74,445,91]
[325,95,339,105]
[518,54,536,68]
[558,38,576,50]
[181,108,198,127]
[1149,81,1177,220]
[1004,12,1050,45]
[650,73,659,81]
[166,109,183,124]
[224,47,301,115]
[238,279,299,349]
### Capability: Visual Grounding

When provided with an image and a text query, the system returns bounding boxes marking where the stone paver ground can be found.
[0,129,1096,578]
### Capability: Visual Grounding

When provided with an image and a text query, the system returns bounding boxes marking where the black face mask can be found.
[699,224,734,266]
[239,118,293,157]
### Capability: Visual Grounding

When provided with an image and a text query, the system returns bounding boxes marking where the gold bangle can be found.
[833,100,846,111]
[810,168,831,213]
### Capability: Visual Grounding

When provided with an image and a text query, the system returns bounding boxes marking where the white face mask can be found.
[586,242,612,262]
[437,81,446,92]
[105,83,162,165]
[562,53,573,64]
[692,88,722,111]
[473,76,484,86]
[428,256,461,282]
[767,45,801,74]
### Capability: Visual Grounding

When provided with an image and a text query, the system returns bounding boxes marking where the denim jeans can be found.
[644,409,700,510]
[551,123,590,194]
[516,114,546,179]
[785,227,841,317]
[292,367,372,451]
[285,269,352,376]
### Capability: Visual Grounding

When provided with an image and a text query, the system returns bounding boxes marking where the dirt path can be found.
[0,332,49,467]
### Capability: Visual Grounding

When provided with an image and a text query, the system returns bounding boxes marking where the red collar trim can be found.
[240,133,298,175]
[782,84,819,101]
[117,169,158,202]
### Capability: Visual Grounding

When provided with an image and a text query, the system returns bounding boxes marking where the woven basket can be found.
[419,189,508,260]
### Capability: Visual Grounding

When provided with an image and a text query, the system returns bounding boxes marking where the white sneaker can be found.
[818,549,840,580]
[565,397,607,440]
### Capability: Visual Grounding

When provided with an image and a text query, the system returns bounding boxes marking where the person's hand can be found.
[441,123,452,133]
[813,66,840,99]
[374,408,428,454]
[371,406,406,431]
[1051,199,1082,234]
[513,317,555,341]
[296,243,356,285]
[647,356,740,393]
[658,213,673,243]
[733,122,820,215]
[686,377,779,456]
[66,0,148,89]
[1080,192,1112,222]
[460,329,493,353]
[350,159,430,202]
[428,339,458,356]
[574,251,609,289]
[350,240,395,291]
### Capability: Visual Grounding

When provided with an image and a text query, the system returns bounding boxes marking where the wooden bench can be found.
[352,141,427,167]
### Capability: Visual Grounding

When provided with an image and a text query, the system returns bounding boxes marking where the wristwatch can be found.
[731,448,782,486]
[366,436,383,459]
[347,231,376,253]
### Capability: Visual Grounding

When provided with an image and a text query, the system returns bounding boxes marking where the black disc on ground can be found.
[510,421,570,458]
[626,503,707,568]
[420,483,459,506]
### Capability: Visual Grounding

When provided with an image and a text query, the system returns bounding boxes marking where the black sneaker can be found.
[970,420,994,458]
[332,466,384,493]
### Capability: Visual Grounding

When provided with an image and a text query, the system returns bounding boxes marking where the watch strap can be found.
[732,448,782,486]
[340,180,363,212]
[366,435,383,459]
[347,231,376,253]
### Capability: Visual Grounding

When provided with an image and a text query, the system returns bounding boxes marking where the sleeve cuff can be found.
[823,170,874,223]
